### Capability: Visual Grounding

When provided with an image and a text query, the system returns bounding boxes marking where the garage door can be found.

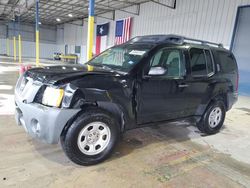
[231,6,250,95]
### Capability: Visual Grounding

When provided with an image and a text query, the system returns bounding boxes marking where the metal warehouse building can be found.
[0,0,250,187]
[1,0,249,93]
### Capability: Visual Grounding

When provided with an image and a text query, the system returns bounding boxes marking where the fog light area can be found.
[31,119,41,135]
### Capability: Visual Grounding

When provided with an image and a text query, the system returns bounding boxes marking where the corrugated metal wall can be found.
[7,22,57,44]
[129,0,250,46]
[63,23,85,45]
[8,23,35,42]
[0,23,7,38]
[58,0,250,62]
[95,0,250,49]
[0,39,7,55]
[0,22,58,58]
[2,0,250,60]
[0,38,63,59]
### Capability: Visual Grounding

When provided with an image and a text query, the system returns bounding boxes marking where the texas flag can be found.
[95,23,109,55]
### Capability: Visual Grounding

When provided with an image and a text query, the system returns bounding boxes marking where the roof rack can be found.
[128,35,172,44]
[165,35,224,48]
[182,37,224,48]
[127,35,224,48]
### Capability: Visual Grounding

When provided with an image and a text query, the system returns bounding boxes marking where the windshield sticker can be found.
[129,50,146,56]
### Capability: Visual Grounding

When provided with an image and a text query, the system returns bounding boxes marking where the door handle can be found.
[178,84,189,88]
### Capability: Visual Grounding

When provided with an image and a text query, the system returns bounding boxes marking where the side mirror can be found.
[148,67,167,76]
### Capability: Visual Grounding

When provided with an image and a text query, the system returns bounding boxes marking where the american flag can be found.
[115,17,132,45]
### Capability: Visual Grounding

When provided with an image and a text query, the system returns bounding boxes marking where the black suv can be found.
[15,35,238,165]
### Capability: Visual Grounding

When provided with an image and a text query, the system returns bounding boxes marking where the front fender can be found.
[62,84,112,108]
[61,84,135,131]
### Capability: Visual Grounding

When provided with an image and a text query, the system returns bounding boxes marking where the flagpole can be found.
[35,0,40,66]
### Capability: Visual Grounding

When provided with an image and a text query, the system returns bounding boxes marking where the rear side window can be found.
[205,50,213,74]
[217,51,237,73]
[189,48,214,76]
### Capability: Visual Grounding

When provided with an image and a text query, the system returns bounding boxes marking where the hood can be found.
[25,64,120,85]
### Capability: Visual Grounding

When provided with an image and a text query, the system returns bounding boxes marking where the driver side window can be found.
[149,48,185,78]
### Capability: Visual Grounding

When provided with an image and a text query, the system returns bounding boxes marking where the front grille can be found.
[16,75,35,95]
[34,85,46,103]
[15,74,43,104]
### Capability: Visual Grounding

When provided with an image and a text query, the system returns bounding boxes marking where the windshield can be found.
[87,45,151,72]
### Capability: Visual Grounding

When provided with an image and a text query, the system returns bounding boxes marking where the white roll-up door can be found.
[232,6,250,95]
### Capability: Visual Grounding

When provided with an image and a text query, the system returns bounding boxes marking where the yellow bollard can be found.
[18,35,22,63]
[87,16,94,61]
[13,36,16,61]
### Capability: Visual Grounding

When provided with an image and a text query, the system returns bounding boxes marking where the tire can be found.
[197,100,226,135]
[61,109,120,166]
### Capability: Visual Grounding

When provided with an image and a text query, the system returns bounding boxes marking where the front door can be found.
[137,47,190,124]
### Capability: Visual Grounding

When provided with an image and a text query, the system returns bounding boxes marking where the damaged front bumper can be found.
[14,76,80,144]
[15,96,80,144]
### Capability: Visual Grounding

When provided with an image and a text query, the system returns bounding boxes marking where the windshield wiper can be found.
[86,63,126,74]
[86,63,115,71]
[102,65,114,70]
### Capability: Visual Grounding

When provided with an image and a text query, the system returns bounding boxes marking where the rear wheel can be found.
[197,100,226,134]
[61,109,119,165]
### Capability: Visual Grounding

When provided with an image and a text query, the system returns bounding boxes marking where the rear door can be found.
[183,47,216,116]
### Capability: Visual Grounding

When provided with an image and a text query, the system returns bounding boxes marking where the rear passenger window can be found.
[205,50,213,74]
[190,48,214,76]
[217,51,237,73]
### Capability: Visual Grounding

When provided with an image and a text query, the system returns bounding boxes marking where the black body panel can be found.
[24,35,238,132]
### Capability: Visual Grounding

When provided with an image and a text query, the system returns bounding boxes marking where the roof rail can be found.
[182,37,224,48]
[127,34,224,48]
[128,35,173,44]
[164,35,224,48]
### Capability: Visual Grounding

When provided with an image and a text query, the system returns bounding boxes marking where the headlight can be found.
[42,87,64,107]
[19,77,28,92]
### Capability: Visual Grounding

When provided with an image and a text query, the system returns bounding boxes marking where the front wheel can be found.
[61,109,119,165]
[197,100,226,135]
